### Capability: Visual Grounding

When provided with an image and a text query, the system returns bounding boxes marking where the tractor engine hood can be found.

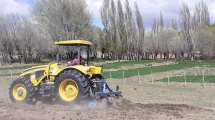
[20,63,103,77]
[20,65,48,77]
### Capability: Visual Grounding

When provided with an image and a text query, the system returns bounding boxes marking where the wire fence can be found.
[106,68,215,108]
[106,67,215,88]
[1,67,215,88]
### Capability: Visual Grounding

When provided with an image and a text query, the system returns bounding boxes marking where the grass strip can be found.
[103,60,215,79]
[161,75,215,83]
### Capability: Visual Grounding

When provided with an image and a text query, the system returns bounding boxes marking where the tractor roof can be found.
[55,40,93,46]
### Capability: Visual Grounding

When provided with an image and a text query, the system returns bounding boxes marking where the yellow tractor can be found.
[9,40,121,104]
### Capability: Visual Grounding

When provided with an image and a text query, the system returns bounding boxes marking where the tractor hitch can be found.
[94,80,122,97]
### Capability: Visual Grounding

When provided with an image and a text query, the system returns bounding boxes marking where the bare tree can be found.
[101,0,111,59]
[171,19,178,30]
[117,0,127,59]
[135,2,145,60]
[192,1,210,59]
[33,0,91,41]
[33,0,94,60]
[0,15,52,64]
[0,17,14,64]
[100,0,145,60]
[180,3,194,60]
[193,0,210,29]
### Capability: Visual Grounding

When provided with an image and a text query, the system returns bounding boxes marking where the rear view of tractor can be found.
[9,40,121,104]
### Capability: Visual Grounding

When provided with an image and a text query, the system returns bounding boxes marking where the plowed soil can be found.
[0,99,214,120]
[1,77,215,120]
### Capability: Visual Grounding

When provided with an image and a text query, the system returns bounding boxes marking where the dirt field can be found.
[0,99,214,120]
[1,76,215,120]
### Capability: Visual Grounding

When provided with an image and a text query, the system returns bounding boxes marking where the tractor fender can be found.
[57,65,90,77]
[55,65,103,78]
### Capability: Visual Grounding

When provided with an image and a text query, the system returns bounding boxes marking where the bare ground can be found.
[0,99,214,120]
[1,72,215,119]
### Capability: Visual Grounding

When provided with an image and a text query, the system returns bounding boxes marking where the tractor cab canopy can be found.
[55,40,93,46]
[55,40,93,65]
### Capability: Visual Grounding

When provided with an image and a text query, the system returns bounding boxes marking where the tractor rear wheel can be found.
[9,78,36,104]
[55,70,90,103]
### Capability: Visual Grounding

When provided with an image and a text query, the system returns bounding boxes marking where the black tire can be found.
[55,70,90,103]
[9,78,36,104]
[90,76,104,95]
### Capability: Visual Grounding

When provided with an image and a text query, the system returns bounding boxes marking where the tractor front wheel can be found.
[9,78,36,104]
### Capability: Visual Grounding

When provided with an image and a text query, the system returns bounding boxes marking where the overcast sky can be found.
[1,0,215,28]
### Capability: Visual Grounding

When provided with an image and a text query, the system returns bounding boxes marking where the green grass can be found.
[161,75,215,83]
[0,64,39,77]
[1,60,215,78]
[102,60,159,69]
[0,64,37,71]
[0,62,50,77]
[0,69,22,77]
[103,60,215,79]
[0,60,158,77]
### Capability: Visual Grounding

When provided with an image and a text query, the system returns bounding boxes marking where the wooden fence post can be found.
[123,71,125,81]
[184,71,187,87]
[138,71,141,84]
[167,73,170,85]
[10,70,13,80]
[109,72,112,81]
[202,70,205,88]
[151,70,154,84]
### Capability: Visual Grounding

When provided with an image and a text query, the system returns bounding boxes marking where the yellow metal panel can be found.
[22,65,48,73]
[20,62,103,87]
[55,40,93,46]
[48,63,63,76]
[20,67,46,77]
[30,74,38,85]
[88,66,102,75]
[71,65,90,75]
[31,75,47,86]
[58,65,102,76]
